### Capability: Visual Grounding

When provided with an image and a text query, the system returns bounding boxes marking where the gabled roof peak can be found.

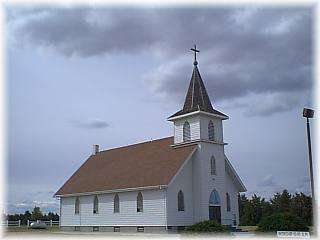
[54,137,196,196]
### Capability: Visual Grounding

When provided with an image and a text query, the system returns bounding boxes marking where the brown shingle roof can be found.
[169,64,228,119]
[55,137,196,196]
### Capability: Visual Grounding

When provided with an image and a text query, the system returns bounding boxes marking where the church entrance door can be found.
[209,189,221,224]
[209,206,221,224]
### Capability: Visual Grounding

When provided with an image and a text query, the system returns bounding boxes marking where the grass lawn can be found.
[3,225,313,236]
[4,225,60,232]
[238,225,313,236]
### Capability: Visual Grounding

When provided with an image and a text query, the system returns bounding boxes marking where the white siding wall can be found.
[192,142,227,223]
[191,145,202,222]
[167,142,236,227]
[190,141,241,226]
[60,189,167,226]
[61,197,80,226]
[172,112,237,226]
[225,171,240,225]
[174,116,200,144]
[199,115,224,142]
[166,155,194,226]
[173,114,224,144]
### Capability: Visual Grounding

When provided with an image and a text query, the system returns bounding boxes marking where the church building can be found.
[54,46,246,233]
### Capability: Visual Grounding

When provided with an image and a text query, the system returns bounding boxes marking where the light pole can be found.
[302,107,315,232]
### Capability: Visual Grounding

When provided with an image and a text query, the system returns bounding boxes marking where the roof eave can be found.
[168,110,229,121]
[225,155,247,192]
[171,139,227,148]
[167,148,197,186]
[54,185,168,197]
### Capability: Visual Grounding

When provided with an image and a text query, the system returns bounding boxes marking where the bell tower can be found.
[167,45,228,146]
[167,45,232,223]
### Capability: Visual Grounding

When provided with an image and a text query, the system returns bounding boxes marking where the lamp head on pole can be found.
[303,108,314,118]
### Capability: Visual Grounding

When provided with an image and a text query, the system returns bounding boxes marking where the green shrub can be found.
[257,213,309,232]
[186,220,228,232]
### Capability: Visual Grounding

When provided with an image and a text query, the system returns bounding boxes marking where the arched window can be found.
[93,195,99,214]
[183,121,191,142]
[75,197,80,214]
[208,120,214,141]
[209,190,220,205]
[210,156,216,175]
[177,190,185,211]
[226,193,231,212]
[137,192,143,212]
[114,194,120,213]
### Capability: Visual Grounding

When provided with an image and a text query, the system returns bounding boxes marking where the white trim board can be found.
[55,185,167,198]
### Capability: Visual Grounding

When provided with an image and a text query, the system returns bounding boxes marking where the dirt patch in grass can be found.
[238,226,258,232]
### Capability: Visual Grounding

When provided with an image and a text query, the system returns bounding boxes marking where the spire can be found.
[168,45,228,119]
[182,64,214,113]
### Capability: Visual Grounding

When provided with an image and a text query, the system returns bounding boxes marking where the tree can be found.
[261,199,273,218]
[290,192,312,225]
[251,194,264,224]
[271,190,291,213]
[4,207,59,225]
[239,194,255,225]
[31,206,43,221]
[21,210,31,225]
[258,213,309,232]
[239,190,312,226]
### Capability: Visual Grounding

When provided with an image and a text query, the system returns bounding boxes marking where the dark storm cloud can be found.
[7,6,313,116]
[8,7,165,57]
[69,118,109,129]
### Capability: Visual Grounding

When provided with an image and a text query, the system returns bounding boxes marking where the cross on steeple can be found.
[190,44,200,65]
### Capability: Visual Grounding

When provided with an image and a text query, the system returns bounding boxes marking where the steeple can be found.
[182,64,215,114]
[168,46,228,119]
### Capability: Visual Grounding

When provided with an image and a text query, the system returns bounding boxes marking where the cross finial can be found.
[190,44,200,65]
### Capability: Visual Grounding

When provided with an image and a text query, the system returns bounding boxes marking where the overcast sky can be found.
[5,5,315,214]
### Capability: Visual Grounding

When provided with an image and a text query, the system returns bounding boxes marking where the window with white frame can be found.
[75,197,80,214]
[210,156,216,175]
[177,190,185,211]
[208,120,214,141]
[137,192,143,212]
[114,194,120,213]
[93,195,99,214]
[226,193,231,212]
[209,189,220,205]
[183,121,191,142]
